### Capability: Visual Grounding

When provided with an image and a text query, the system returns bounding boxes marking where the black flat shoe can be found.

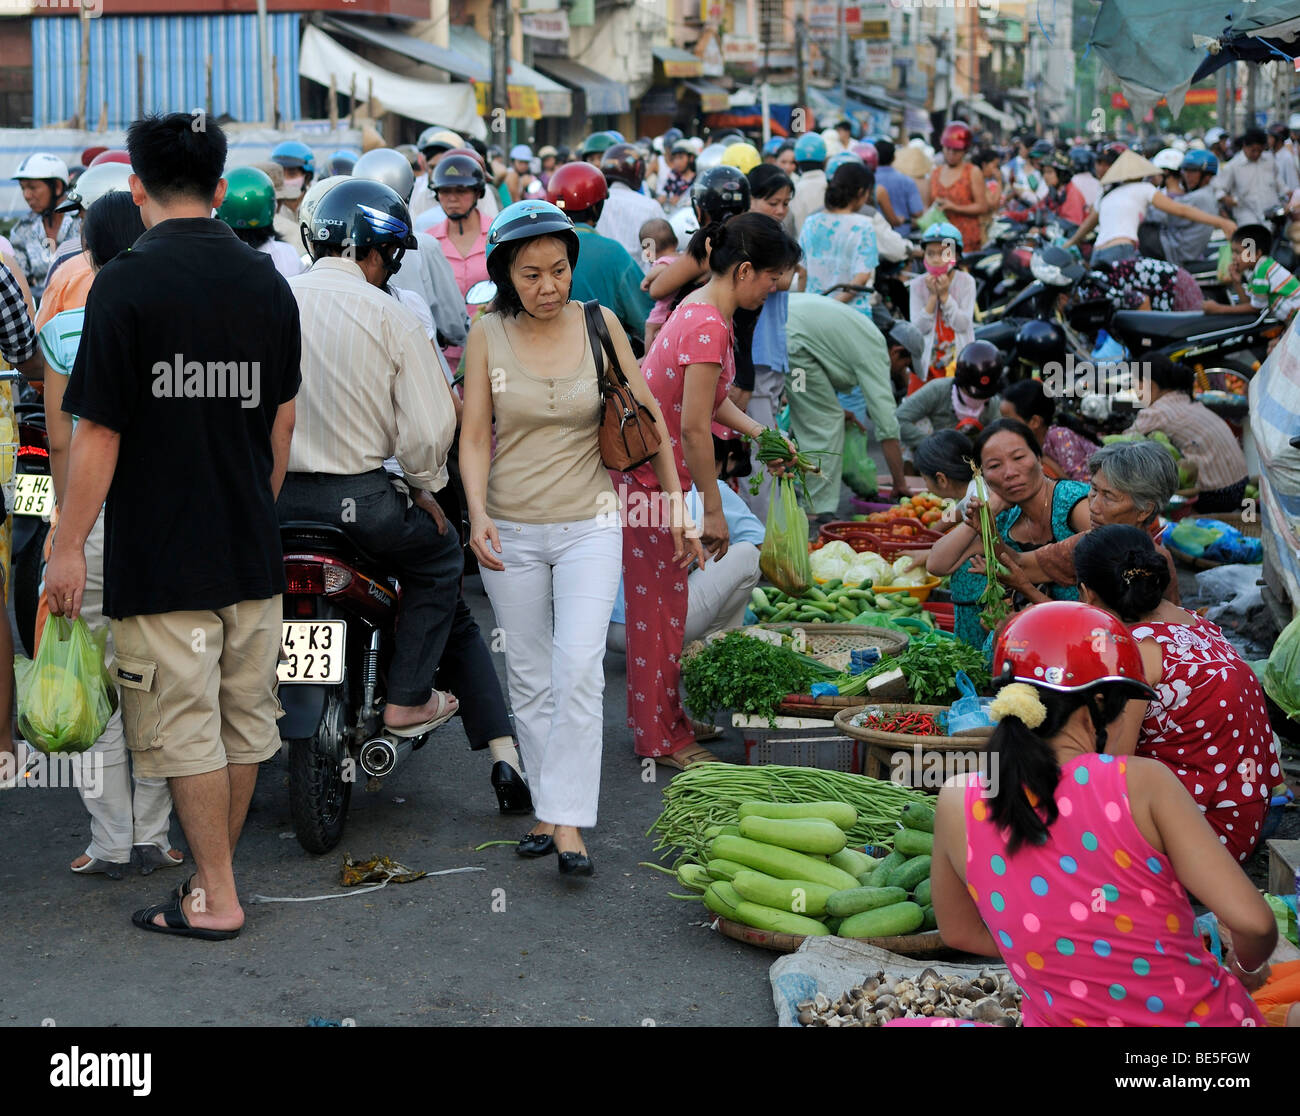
[517,832,555,858]
[557,851,594,877]
[491,761,533,815]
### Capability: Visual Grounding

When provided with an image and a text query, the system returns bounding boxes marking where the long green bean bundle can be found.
[647,763,934,862]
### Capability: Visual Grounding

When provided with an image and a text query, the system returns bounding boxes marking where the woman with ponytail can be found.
[623,212,800,769]
[1076,525,1281,863]
[932,601,1276,1026]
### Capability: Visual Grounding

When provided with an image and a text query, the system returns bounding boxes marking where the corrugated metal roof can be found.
[33,13,301,130]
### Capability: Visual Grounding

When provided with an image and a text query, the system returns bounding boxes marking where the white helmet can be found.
[1170,137,1188,153]
[1289,113,1300,131]
[1205,127,1226,146]
[687,137,704,154]
[1151,147,1184,172]
[55,161,132,213]
[12,152,70,184]
[669,204,698,252]
[696,143,726,172]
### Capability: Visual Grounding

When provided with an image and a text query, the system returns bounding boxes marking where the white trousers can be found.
[608,541,761,653]
[480,515,622,829]
[739,366,786,522]
[57,508,174,862]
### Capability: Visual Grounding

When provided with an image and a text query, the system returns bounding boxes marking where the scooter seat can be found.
[1111,309,1257,343]
[280,521,385,574]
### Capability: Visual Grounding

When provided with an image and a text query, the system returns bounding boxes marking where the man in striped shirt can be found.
[281,178,463,740]
[1204,222,1300,330]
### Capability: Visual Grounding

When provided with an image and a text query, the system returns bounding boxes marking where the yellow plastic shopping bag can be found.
[15,615,117,754]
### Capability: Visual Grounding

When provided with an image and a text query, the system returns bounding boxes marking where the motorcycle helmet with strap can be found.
[55,161,132,214]
[1015,318,1067,370]
[546,161,608,219]
[484,200,580,318]
[217,166,277,229]
[1180,148,1218,176]
[954,339,1002,399]
[689,165,750,226]
[919,221,965,252]
[600,143,646,190]
[993,601,1154,698]
[793,132,827,167]
[353,148,417,205]
[304,177,417,274]
[431,153,487,198]
[270,140,316,176]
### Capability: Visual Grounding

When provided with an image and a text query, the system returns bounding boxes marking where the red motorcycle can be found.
[277,521,436,853]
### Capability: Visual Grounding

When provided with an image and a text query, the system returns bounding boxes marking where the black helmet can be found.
[954,340,1003,399]
[690,165,750,225]
[600,142,646,190]
[1028,139,1055,161]
[1068,145,1095,174]
[432,153,487,197]
[303,178,417,270]
[1015,319,1067,370]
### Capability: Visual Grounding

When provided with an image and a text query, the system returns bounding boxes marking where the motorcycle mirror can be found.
[465,279,497,306]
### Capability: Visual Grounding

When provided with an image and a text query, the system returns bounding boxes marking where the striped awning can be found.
[33,13,301,130]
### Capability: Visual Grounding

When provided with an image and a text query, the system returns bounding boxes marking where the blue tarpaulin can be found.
[33,13,301,130]
[1088,0,1300,120]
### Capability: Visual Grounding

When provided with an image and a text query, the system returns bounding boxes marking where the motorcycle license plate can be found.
[278,621,346,684]
[11,473,53,518]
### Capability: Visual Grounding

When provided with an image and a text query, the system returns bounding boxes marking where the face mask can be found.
[925,260,953,276]
[283,173,305,192]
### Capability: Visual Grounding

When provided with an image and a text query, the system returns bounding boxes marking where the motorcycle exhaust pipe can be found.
[359,734,415,780]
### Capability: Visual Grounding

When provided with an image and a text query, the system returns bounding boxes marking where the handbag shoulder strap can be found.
[582,299,629,390]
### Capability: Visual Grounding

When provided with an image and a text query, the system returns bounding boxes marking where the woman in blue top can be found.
[742,164,800,519]
[798,161,878,317]
[928,418,1089,650]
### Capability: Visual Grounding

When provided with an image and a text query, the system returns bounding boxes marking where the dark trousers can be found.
[436,597,514,749]
[278,469,463,707]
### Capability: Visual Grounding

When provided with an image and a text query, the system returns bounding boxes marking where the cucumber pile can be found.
[750,584,933,628]
[653,799,940,942]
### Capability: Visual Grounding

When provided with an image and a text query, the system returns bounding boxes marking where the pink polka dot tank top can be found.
[963,753,1262,1027]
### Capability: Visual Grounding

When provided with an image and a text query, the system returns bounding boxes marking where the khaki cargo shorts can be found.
[109,596,285,780]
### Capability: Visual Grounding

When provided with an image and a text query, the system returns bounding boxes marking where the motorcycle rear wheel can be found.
[287,691,351,854]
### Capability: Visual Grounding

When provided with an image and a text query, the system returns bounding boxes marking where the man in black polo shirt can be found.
[48,113,300,940]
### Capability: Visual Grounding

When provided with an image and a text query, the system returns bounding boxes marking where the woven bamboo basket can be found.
[718,622,909,659]
[713,918,952,957]
[835,704,993,784]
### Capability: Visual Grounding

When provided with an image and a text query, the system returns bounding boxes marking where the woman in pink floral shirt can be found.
[1076,525,1281,863]
[621,213,800,768]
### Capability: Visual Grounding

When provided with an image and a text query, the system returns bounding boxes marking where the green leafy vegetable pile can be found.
[682,632,817,725]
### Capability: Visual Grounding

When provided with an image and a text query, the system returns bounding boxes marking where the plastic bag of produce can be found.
[760,476,812,596]
[842,425,878,498]
[1260,612,1300,722]
[15,616,117,754]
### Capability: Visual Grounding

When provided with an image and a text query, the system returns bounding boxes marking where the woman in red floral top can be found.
[1077,526,1281,863]
[1001,378,1100,483]
[621,213,801,768]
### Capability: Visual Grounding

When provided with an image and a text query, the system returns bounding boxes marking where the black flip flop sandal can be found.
[131,897,240,941]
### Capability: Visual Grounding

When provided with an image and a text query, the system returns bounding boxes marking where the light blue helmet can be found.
[763,137,787,157]
[793,132,827,167]
[920,221,964,252]
[485,199,579,272]
[270,140,315,176]
[1181,148,1218,176]
[826,151,864,177]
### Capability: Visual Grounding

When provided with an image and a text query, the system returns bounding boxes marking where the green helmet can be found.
[580,131,618,158]
[219,166,276,230]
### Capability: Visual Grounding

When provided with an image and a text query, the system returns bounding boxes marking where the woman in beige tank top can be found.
[460,201,702,878]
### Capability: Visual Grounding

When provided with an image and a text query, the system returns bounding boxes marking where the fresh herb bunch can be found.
[973,469,1011,631]
[844,631,991,705]
[682,632,816,725]
[748,428,822,495]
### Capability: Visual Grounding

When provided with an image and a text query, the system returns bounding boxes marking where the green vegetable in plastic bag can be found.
[15,616,117,754]
[1260,612,1300,722]
[760,475,812,596]
[1167,519,1224,559]
[842,424,878,498]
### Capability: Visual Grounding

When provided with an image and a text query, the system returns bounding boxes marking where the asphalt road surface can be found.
[0,575,775,1028]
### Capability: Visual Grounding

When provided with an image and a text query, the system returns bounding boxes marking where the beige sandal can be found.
[655,743,721,770]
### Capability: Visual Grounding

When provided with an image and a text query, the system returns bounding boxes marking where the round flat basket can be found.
[735,623,908,659]
[834,704,993,750]
[713,918,952,958]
